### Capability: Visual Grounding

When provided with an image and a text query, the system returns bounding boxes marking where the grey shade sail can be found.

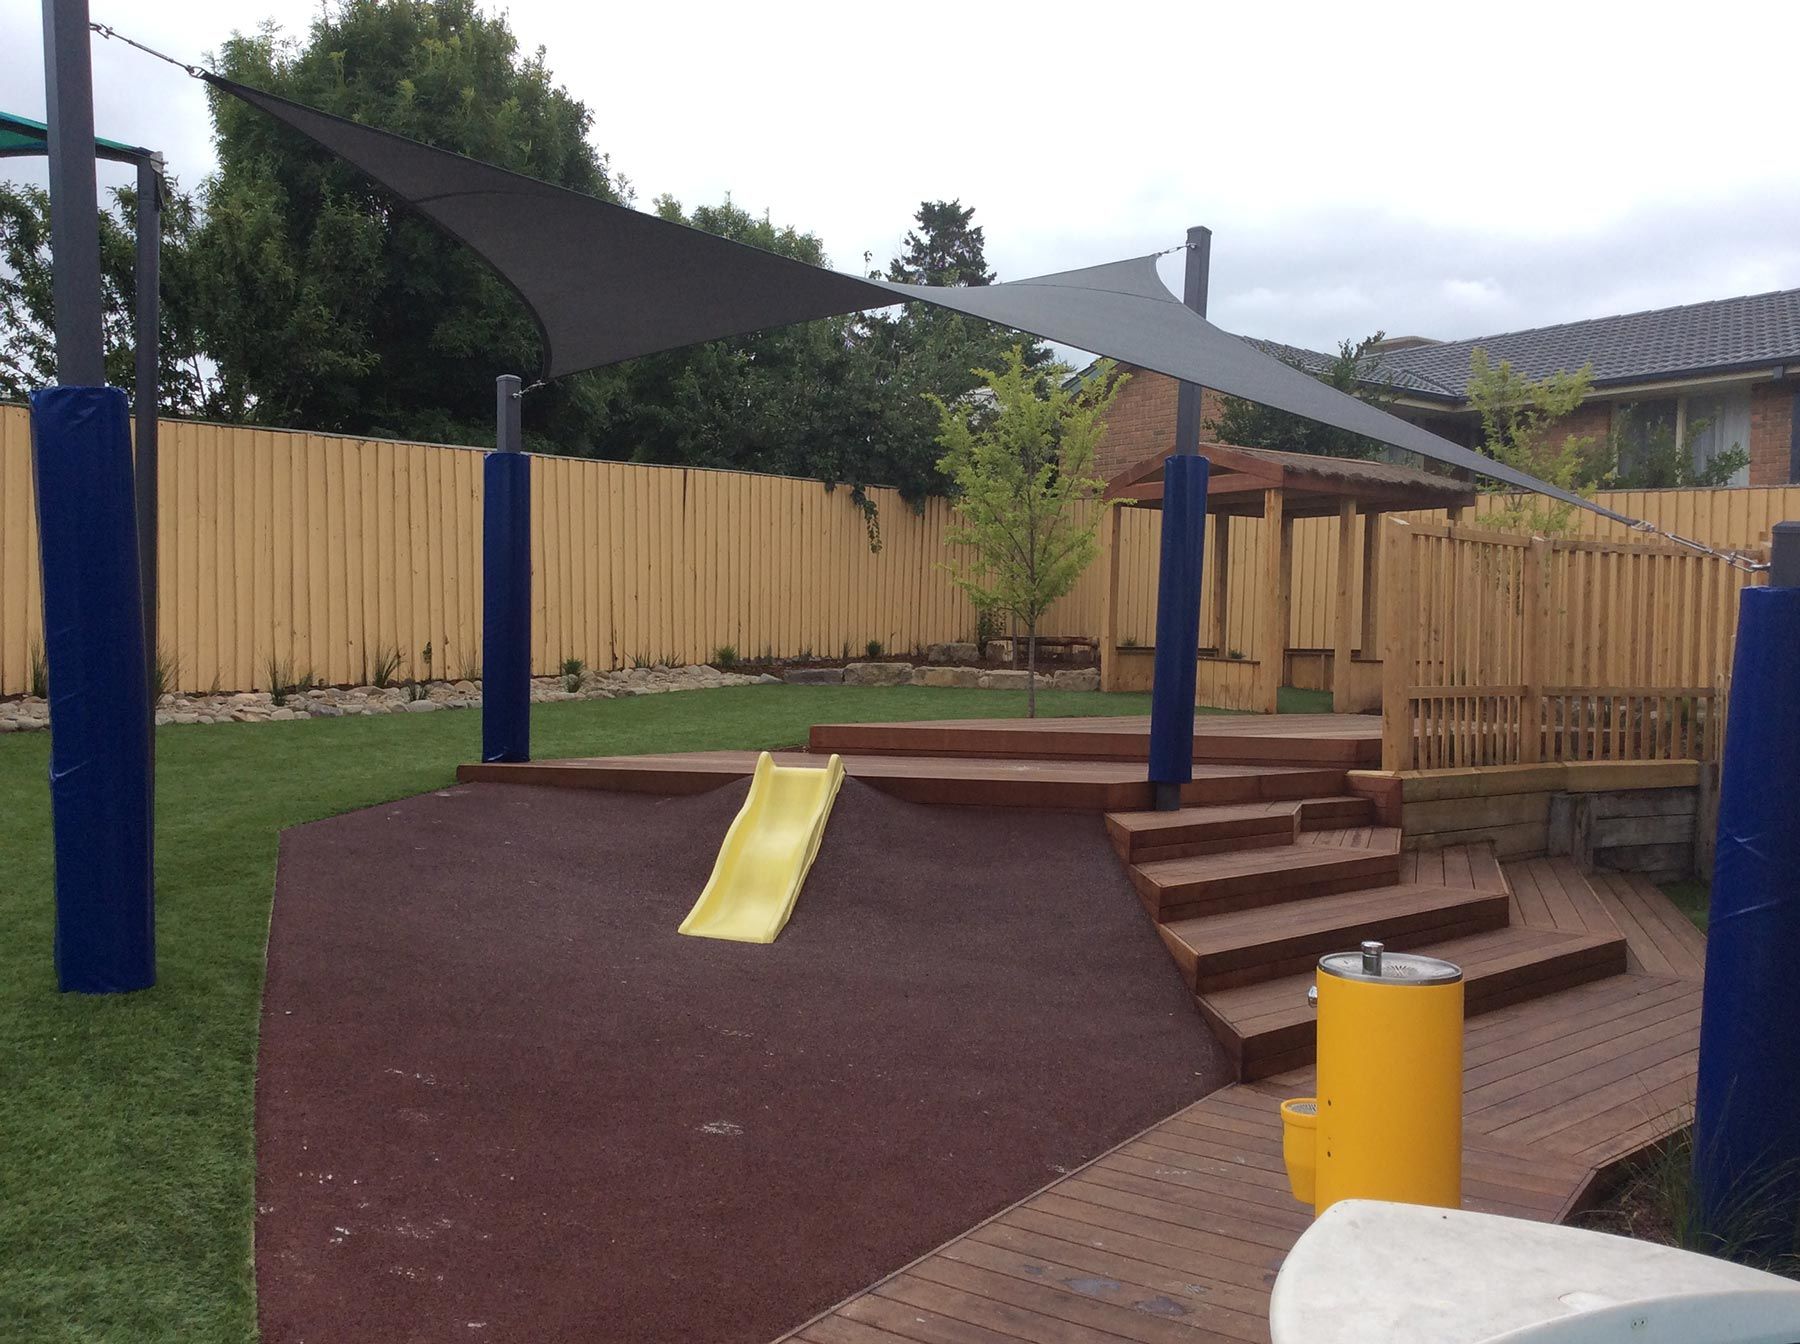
[205,74,1630,524]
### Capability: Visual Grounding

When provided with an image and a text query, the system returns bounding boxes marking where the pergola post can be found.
[1360,506,1383,658]
[1333,500,1356,713]
[1255,489,1289,714]
[1211,513,1231,652]
[1098,503,1122,691]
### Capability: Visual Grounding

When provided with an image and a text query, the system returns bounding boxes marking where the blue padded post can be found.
[30,385,155,993]
[1694,576,1800,1253]
[1147,454,1210,798]
[481,447,531,764]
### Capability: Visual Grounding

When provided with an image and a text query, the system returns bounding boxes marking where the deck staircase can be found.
[1105,793,1631,1080]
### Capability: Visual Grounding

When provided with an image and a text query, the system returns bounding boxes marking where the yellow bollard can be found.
[1282,941,1464,1216]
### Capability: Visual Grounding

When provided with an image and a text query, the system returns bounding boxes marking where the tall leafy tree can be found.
[1208,333,1400,460]
[933,348,1123,716]
[0,179,221,413]
[853,200,1049,501]
[886,200,996,287]
[196,0,624,446]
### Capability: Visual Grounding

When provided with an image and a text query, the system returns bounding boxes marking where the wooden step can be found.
[459,751,1345,811]
[1196,925,1631,1080]
[1157,883,1512,993]
[1296,794,1377,830]
[1103,801,1299,864]
[1129,828,1402,922]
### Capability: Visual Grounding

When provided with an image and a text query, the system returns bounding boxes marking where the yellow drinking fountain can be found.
[1281,940,1464,1216]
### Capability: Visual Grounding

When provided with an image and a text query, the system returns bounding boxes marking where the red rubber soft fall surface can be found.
[256,778,1227,1343]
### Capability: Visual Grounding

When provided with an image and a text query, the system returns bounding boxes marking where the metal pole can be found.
[1173,226,1213,455]
[135,155,161,707]
[482,374,532,764]
[41,0,105,385]
[1148,225,1214,811]
[1770,521,1800,588]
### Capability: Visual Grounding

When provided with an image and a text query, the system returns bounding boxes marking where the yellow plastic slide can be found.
[678,751,847,944]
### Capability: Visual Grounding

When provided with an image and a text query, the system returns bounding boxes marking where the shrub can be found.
[266,655,293,707]
[370,645,404,689]
[713,645,738,668]
[150,646,180,702]
[865,639,884,659]
[28,642,47,699]
[561,656,585,693]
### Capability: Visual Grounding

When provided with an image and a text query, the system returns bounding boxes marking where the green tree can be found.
[0,179,221,413]
[1467,348,1607,533]
[196,0,624,446]
[1207,333,1398,459]
[1610,403,1749,488]
[885,200,996,287]
[852,200,1051,502]
[933,348,1124,716]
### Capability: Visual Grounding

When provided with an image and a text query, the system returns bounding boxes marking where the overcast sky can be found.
[5,0,1798,356]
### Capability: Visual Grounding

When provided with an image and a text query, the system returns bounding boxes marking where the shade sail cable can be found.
[82,27,1704,543]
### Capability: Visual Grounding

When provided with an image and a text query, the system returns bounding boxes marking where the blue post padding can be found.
[29,385,155,994]
[1694,585,1800,1245]
[482,450,532,764]
[1148,455,1210,784]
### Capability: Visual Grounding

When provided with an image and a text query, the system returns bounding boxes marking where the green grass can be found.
[0,684,1158,1342]
[1275,686,1334,715]
[1661,879,1710,933]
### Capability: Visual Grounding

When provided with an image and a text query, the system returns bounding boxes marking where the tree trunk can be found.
[1026,622,1038,719]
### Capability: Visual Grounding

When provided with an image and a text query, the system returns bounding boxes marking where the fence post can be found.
[1379,518,1414,772]
[1519,536,1549,763]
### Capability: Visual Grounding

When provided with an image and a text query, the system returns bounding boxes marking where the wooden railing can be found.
[1380,519,1759,771]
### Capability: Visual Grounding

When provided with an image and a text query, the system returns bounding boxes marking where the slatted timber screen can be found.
[1380,518,1764,771]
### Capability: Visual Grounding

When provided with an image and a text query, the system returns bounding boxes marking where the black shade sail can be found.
[207,74,1627,522]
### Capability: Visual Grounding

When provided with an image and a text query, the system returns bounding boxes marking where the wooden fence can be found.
[1,403,1793,698]
[1378,519,1765,771]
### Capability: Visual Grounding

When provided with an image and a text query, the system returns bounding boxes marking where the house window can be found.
[1613,388,1751,487]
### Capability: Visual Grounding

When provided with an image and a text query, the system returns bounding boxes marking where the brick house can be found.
[1094,287,1800,487]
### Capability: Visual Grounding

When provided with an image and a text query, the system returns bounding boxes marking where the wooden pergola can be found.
[1098,443,1477,714]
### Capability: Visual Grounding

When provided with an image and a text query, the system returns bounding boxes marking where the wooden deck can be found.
[779,869,1703,1344]
[453,711,1704,1344]
[807,713,1382,769]
[458,750,1349,811]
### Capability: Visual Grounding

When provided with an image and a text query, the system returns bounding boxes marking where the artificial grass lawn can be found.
[1,684,1181,1342]
[1660,879,1710,933]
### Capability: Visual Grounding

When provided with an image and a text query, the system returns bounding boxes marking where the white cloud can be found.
[1,0,1794,361]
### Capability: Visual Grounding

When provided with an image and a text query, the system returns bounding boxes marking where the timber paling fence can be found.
[0,404,1793,703]
[1378,519,1764,772]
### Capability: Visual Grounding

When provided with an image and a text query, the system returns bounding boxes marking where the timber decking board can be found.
[1161,884,1511,991]
[457,750,1347,811]
[1197,926,1628,1076]
[806,712,1382,768]
[1130,836,1401,915]
[1586,870,1708,979]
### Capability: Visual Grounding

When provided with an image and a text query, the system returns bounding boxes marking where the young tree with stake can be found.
[933,350,1124,716]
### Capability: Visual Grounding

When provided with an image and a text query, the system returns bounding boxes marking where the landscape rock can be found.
[403,699,442,712]
[783,668,845,685]
[924,640,980,666]
[1051,668,1101,691]
[977,670,1032,690]
[910,666,981,689]
[842,661,913,687]
[985,639,1013,662]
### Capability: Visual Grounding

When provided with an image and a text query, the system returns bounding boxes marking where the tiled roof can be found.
[1240,288,1800,404]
